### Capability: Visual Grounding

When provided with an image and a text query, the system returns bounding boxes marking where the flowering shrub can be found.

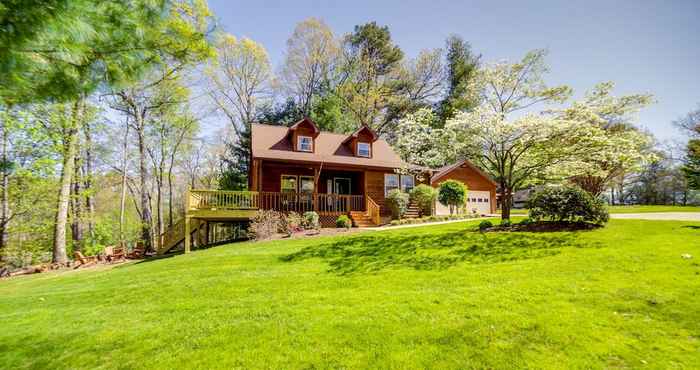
[248,210,282,240]
[302,211,320,231]
[282,212,303,236]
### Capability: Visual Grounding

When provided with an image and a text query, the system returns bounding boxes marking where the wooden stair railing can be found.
[366,195,381,226]
[157,218,205,255]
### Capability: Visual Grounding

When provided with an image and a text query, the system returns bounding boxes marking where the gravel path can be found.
[610,212,700,221]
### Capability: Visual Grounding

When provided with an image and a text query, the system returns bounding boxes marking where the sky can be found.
[207,0,700,144]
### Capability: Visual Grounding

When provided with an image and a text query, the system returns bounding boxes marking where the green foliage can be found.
[0,0,211,103]
[302,211,320,231]
[386,189,410,220]
[437,180,468,214]
[309,94,355,133]
[438,35,480,123]
[389,213,476,226]
[335,215,352,229]
[409,184,436,216]
[527,186,609,225]
[346,22,403,75]
[682,139,700,190]
[478,220,493,231]
[500,219,512,227]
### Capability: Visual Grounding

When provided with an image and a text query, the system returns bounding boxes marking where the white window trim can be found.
[384,173,400,196]
[281,174,298,192]
[299,176,315,193]
[400,174,415,192]
[297,135,313,152]
[357,142,371,157]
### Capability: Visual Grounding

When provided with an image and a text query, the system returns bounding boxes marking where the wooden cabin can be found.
[163,118,497,255]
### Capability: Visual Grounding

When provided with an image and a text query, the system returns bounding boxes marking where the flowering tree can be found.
[553,82,656,196]
[443,50,578,219]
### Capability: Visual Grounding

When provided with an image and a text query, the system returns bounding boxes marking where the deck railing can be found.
[366,196,381,225]
[188,189,365,215]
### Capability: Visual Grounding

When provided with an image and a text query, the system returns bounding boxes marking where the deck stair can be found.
[404,201,421,219]
[349,211,377,227]
[157,218,205,255]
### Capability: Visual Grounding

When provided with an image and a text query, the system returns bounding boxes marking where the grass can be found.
[503,204,700,215]
[1,219,700,369]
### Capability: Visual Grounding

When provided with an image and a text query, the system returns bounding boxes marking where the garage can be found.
[431,160,498,215]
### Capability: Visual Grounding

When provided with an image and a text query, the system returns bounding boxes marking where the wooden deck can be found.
[158,189,381,255]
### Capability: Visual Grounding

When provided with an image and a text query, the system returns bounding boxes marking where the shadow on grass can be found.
[280,228,603,275]
[682,225,700,230]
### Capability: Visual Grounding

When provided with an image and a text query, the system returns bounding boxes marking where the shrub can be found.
[281,212,303,236]
[527,186,609,225]
[336,215,352,229]
[386,189,410,219]
[437,180,468,214]
[302,211,320,231]
[248,210,282,240]
[478,220,493,231]
[409,184,436,216]
[519,217,532,225]
[500,219,512,227]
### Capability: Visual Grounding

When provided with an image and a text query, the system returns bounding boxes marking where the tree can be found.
[438,35,480,123]
[556,82,655,196]
[444,50,585,220]
[437,180,467,214]
[393,108,457,168]
[682,140,700,190]
[335,22,405,134]
[0,0,168,103]
[280,18,339,115]
[206,34,272,190]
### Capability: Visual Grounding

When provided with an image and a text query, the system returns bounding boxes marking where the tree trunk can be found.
[70,155,84,252]
[0,108,10,262]
[52,100,81,264]
[136,116,154,253]
[83,121,95,239]
[500,185,512,220]
[119,123,129,245]
[167,174,174,227]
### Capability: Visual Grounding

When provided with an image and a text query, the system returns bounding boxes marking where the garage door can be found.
[435,190,491,215]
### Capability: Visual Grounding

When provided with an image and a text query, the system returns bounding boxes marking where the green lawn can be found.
[504,205,700,215]
[2,219,700,369]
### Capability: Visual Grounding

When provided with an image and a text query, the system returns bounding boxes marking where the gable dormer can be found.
[287,117,320,152]
[343,125,378,158]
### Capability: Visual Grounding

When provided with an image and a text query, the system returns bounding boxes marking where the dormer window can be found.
[298,136,313,152]
[357,142,371,157]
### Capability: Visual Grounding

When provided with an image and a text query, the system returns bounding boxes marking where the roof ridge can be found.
[252,122,376,140]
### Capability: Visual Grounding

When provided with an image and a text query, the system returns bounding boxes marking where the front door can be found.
[334,178,351,195]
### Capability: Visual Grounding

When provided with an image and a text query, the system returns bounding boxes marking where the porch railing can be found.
[188,189,365,214]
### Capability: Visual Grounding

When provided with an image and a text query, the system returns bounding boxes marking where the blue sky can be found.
[208,0,700,143]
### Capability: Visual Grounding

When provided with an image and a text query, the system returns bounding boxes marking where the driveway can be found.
[610,212,700,221]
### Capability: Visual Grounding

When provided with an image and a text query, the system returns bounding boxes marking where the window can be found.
[299,176,314,193]
[400,175,415,193]
[281,175,297,193]
[357,142,371,157]
[384,174,399,196]
[297,136,313,152]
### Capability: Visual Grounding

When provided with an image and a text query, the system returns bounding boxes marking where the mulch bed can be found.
[487,221,603,233]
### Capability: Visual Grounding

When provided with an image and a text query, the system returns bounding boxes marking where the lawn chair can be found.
[127,242,145,259]
[104,245,126,263]
[73,251,97,269]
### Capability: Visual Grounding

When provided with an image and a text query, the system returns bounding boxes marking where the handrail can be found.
[366,195,381,225]
[187,189,365,214]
